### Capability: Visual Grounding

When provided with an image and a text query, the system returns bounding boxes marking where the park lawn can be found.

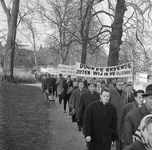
[0,81,51,150]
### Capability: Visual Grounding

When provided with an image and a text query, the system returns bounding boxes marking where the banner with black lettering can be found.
[58,64,77,78]
[76,62,133,78]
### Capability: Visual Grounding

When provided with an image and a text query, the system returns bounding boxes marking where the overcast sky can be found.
[0,0,113,51]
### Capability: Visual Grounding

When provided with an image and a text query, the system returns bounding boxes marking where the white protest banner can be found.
[58,64,77,78]
[76,62,133,78]
[40,67,48,73]
[47,68,58,75]
[40,67,58,75]
[134,73,147,90]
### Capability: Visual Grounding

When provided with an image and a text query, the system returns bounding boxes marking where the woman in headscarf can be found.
[124,114,152,150]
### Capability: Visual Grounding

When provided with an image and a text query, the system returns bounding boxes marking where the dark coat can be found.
[62,79,73,99]
[110,88,127,132]
[42,77,56,94]
[119,101,139,141]
[41,76,47,92]
[124,140,146,150]
[69,88,87,119]
[126,92,135,104]
[77,91,100,134]
[53,78,57,91]
[123,104,149,148]
[83,79,88,89]
[84,101,117,150]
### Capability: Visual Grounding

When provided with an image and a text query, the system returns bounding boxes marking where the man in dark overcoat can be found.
[84,88,117,150]
[110,78,127,150]
[119,90,144,143]
[41,75,55,94]
[52,75,57,97]
[126,83,136,104]
[69,79,87,131]
[123,84,152,148]
[77,79,100,135]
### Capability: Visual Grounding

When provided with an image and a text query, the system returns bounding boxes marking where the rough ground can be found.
[0,81,115,150]
[0,81,85,150]
[0,81,50,150]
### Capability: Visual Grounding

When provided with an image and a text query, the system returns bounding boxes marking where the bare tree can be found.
[0,0,20,81]
[37,0,79,64]
[37,0,111,64]
[19,18,38,66]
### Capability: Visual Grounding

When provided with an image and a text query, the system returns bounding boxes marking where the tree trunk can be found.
[33,45,37,65]
[81,40,88,64]
[1,0,20,82]
[107,0,126,85]
[79,0,93,65]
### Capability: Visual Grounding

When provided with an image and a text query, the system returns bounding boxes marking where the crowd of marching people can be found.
[40,72,152,150]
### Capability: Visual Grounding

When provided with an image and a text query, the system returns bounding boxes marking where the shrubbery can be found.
[14,67,36,83]
[0,67,36,83]
[14,75,36,83]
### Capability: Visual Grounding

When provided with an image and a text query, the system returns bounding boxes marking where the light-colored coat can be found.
[109,83,116,91]
[119,101,139,141]
[110,88,127,134]
[123,104,149,148]
[56,77,64,95]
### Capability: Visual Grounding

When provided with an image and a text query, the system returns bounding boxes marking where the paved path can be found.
[47,97,86,150]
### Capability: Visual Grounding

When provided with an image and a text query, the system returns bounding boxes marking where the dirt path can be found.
[47,98,86,150]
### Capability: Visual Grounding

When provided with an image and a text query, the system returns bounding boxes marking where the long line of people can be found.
[42,73,152,150]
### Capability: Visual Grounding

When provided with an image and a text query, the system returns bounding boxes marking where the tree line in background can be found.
[0,0,152,82]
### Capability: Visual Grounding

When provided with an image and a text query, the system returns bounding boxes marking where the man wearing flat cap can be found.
[77,79,100,135]
[123,84,152,149]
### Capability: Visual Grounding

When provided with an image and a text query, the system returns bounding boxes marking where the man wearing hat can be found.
[109,78,117,91]
[77,79,100,135]
[110,78,127,150]
[123,84,152,149]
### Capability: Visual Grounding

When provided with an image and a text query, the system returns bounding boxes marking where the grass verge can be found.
[0,81,51,150]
